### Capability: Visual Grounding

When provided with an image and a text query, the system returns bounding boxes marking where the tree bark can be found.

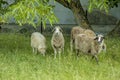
[55,0,93,30]
[108,20,120,36]
[70,1,92,30]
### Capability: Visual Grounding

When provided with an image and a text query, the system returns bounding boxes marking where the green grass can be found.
[0,33,120,80]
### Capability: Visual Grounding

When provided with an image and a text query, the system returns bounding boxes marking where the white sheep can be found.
[31,32,46,56]
[51,26,65,58]
[75,34,105,63]
[70,26,96,52]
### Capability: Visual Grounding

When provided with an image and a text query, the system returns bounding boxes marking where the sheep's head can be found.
[38,46,46,55]
[94,34,105,44]
[52,26,63,36]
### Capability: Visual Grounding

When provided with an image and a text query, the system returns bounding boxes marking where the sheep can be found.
[51,26,65,58]
[96,34,106,52]
[31,32,46,56]
[70,26,96,52]
[83,29,96,37]
[70,26,85,51]
[75,34,105,63]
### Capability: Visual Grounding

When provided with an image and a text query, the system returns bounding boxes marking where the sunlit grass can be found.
[0,33,120,80]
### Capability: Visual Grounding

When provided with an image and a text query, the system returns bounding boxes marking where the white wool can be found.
[31,32,46,56]
[75,34,105,63]
[51,26,65,58]
[70,26,96,52]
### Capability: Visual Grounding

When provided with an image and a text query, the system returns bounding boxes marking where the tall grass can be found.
[0,33,120,80]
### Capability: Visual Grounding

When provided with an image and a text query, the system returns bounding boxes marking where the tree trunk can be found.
[55,0,93,30]
[108,20,120,36]
[70,1,92,30]
[40,19,43,34]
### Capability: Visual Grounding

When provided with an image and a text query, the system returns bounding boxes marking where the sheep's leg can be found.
[54,49,57,59]
[95,55,99,64]
[76,49,79,56]
[91,46,99,64]
[34,48,37,54]
[32,47,37,54]
[76,49,80,59]
[58,52,61,59]
[58,48,61,59]
[62,47,64,54]
[70,39,73,52]
[92,55,99,64]
[32,47,35,53]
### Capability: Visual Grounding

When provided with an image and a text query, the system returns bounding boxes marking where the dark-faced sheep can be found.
[97,34,106,52]
[75,34,105,63]
[51,26,65,58]
[31,32,46,56]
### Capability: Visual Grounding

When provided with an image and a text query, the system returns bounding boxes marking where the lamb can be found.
[51,26,65,58]
[70,26,96,51]
[75,34,105,63]
[31,32,46,56]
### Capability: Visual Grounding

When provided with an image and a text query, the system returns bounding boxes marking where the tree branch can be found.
[55,0,71,9]
[55,0,92,30]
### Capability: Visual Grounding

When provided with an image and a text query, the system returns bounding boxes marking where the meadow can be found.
[0,33,120,80]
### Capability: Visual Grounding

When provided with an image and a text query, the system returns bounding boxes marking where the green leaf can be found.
[2,0,58,28]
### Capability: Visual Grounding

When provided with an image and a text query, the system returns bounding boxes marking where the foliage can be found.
[88,0,120,13]
[1,0,58,28]
[107,0,120,8]
[0,33,120,80]
[0,0,120,27]
[0,0,8,22]
[0,0,8,15]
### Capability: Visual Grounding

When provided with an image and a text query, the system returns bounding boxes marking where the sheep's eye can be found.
[94,37,98,40]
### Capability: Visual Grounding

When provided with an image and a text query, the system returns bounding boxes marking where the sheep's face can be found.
[94,34,105,44]
[53,26,62,36]
[38,46,46,55]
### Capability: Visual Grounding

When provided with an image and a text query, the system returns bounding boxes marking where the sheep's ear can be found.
[94,37,98,40]
[60,28,63,32]
[103,36,105,39]
[59,27,63,32]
